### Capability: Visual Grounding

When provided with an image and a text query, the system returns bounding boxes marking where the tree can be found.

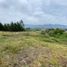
[0,20,25,31]
[0,22,4,31]
[4,24,8,31]
[20,20,24,26]
[19,20,25,31]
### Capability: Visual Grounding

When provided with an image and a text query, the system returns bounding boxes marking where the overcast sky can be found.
[0,0,67,25]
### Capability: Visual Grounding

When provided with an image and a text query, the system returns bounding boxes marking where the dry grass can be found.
[0,31,67,67]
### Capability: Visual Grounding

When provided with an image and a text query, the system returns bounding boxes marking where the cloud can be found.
[52,0,67,6]
[0,0,67,25]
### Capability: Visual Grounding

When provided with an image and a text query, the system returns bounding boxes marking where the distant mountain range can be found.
[25,24,67,29]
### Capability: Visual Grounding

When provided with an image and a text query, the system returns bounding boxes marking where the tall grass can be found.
[0,31,67,67]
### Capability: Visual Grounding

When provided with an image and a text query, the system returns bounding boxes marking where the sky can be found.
[0,0,67,25]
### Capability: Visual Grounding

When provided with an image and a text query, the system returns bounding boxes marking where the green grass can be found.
[0,31,67,67]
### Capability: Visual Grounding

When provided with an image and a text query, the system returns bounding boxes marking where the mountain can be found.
[25,24,67,29]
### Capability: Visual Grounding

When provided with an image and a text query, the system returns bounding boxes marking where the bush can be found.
[41,28,65,36]
[26,28,31,31]
[53,28,65,35]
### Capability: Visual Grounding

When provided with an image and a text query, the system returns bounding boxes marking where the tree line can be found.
[0,20,25,31]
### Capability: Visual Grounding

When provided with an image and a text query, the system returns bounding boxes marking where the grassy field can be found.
[0,31,67,67]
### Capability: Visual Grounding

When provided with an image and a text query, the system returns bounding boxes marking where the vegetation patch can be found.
[0,31,67,67]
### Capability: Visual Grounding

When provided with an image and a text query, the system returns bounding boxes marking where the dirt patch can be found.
[14,47,52,67]
[0,47,67,67]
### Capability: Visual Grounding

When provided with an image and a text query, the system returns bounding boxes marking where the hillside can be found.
[0,31,67,67]
[25,24,67,29]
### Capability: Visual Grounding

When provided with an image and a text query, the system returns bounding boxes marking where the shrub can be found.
[41,28,65,36]
[53,28,65,35]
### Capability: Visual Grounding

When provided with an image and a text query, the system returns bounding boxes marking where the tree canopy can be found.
[0,20,25,31]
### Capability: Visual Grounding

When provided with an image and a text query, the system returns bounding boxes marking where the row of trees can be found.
[0,20,25,31]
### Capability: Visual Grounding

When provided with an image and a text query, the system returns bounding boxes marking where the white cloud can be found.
[0,0,6,3]
[52,0,67,6]
[0,0,67,25]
